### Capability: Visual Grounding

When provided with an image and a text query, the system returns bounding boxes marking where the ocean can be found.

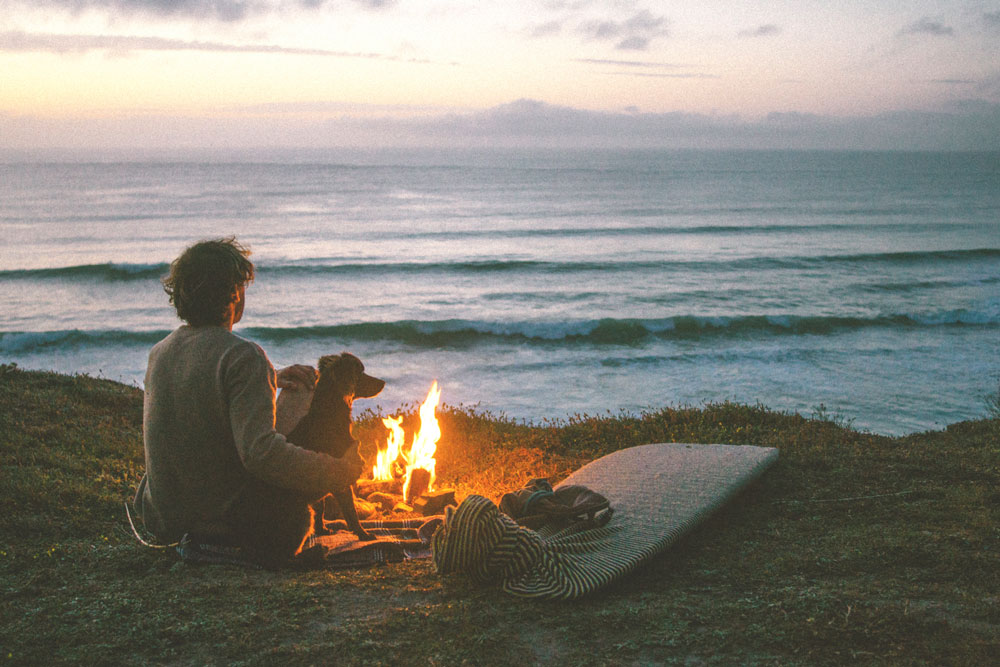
[1,148,997,435]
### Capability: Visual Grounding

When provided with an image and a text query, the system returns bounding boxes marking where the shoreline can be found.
[2,361,991,438]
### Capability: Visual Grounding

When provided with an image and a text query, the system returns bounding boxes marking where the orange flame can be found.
[372,415,405,482]
[371,381,442,499]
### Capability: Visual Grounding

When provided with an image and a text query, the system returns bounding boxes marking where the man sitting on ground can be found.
[134,237,362,563]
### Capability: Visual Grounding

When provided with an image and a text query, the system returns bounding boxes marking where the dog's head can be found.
[316,352,385,403]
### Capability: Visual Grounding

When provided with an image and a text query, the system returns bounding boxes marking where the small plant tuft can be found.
[985,378,1000,420]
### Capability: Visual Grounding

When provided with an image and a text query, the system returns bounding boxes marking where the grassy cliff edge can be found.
[1,364,997,665]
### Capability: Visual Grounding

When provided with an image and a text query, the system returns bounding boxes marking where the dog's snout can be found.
[355,373,385,399]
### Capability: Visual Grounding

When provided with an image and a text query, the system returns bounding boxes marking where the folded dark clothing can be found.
[499,478,612,530]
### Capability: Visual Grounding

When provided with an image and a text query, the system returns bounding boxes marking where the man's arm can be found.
[225,344,361,496]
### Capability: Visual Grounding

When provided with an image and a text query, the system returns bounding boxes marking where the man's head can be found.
[162,237,255,327]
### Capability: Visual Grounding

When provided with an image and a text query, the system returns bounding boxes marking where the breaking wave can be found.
[0,263,168,281]
[4,309,995,355]
[3,248,997,283]
[0,329,169,354]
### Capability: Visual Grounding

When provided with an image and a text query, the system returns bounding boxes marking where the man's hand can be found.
[329,443,365,491]
[276,364,318,391]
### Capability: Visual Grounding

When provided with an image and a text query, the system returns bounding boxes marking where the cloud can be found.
[573,57,714,79]
[738,24,781,38]
[11,0,259,22]
[232,100,462,115]
[331,98,1000,150]
[623,9,666,32]
[615,35,651,50]
[0,30,432,62]
[528,20,563,38]
[5,98,1000,151]
[573,58,684,69]
[607,71,718,79]
[984,11,1000,31]
[4,0,395,22]
[581,20,620,40]
[897,17,955,37]
[578,9,668,51]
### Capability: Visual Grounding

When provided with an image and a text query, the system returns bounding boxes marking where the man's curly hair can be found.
[162,237,255,326]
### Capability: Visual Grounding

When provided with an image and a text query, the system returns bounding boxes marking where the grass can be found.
[1,362,998,665]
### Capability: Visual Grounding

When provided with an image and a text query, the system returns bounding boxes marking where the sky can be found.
[2,0,1000,151]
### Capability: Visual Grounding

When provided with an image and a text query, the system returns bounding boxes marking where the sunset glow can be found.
[2,1,998,150]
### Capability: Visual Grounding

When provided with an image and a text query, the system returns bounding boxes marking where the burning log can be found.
[404,467,432,505]
[412,488,456,516]
[319,494,377,520]
[356,478,403,498]
[365,492,398,513]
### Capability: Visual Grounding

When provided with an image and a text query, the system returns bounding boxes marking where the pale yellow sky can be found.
[1,1,999,150]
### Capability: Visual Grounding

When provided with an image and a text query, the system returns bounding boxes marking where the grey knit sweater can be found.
[135,325,354,542]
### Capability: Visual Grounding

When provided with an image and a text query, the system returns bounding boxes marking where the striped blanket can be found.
[432,443,779,599]
[176,517,441,570]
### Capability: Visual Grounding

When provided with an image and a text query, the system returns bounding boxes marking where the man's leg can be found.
[228,481,315,568]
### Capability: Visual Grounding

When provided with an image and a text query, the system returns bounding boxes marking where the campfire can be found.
[357,381,455,516]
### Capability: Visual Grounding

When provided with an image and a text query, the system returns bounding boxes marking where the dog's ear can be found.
[317,354,340,377]
[336,352,363,392]
[315,352,363,395]
[316,352,384,399]
[322,352,385,399]
[316,353,354,396]
[341,352,385,399]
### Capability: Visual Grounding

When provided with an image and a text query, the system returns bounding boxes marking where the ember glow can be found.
[371,381,442,500]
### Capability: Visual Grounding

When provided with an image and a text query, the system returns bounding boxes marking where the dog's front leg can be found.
[333,487,375,541]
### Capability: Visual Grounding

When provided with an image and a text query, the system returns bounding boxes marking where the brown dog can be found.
[287,352,384,542]
[232,352,384,567]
